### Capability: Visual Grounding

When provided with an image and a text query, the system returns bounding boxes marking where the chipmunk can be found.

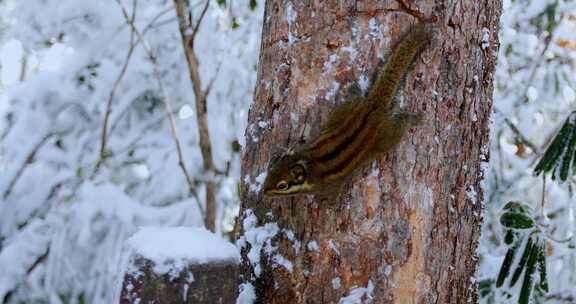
[263,24,432,198]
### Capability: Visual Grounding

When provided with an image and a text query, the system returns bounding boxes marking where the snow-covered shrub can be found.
[0,0,262,302]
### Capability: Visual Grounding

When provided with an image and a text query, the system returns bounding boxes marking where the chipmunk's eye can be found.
[276,181,289,191]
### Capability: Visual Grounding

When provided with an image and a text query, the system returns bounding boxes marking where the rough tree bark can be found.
[239,1,501,303]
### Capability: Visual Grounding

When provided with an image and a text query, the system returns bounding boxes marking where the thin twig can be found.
[93,0,139,177]
[191,0,210,43]
[205,62,222,97]
[3,133,56,199]
[19,52,27,82]
[108,9,179,136]
[173,0,218,231]
[545,230,572,243]
[518,14,564,105]
[115,0,204,216]
[143,8,173,32]
[541,174,547,218]
[2,247,49,304]
[544,293,575,303]
[493,107,540,154]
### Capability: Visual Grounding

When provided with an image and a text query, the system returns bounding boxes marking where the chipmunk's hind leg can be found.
[373,111,422,153]
[395,111,423,127]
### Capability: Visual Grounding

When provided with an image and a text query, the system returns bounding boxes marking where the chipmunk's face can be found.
[263,154,311,197]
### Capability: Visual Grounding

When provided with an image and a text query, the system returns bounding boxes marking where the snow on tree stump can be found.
[119,227,239,304]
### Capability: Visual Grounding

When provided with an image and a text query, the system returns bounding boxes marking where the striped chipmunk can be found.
[263,24,433,198]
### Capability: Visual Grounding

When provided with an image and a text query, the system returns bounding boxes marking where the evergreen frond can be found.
[534,111,576,182]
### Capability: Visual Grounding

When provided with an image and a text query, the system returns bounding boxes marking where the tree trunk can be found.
[239,1,501,303]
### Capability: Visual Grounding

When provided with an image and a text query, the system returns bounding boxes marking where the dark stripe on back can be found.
[305,102,373,156]
[316,113,381,181]
[311,107,371,163]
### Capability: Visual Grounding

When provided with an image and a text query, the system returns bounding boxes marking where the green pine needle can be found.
[497,240,520,287]
[537,243,549,292]
[534,112,576,181]
[510,238,534,287]
[560,123,576,180]
[518,240,539,304]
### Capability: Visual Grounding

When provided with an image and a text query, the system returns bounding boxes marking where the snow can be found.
[0,0,262,301]
[285,2,296,24]
[526,86,539,102]
[178,104,194,120]
[285,2,297,45]
[562,85,575,103]
[332,277,341,289]
[237,209,279,277]
[328,239,341,255]
[0,39,23,86]
[368,18,382,40]
[307,240,319,251]
[338,280,374,304]
[272,253,293,273]
[481,27,491,50]
[283,228,301,253]
[358,74,370,93]
[342,45,358,60]
[126,226,239,273]
[236,282,256,304]
[466,186,477,205]
[245,171,267,193]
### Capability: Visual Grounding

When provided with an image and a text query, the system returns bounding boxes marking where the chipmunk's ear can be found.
[268,152,287,168]
[268,144,290,163]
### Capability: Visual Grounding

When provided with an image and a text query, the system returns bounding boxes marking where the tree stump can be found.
[119,227,239,304]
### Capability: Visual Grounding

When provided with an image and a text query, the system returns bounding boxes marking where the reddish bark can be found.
[239,1,501,303]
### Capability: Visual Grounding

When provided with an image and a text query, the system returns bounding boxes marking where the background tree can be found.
[0,1,261,302]
[238,0,501,303]
[479,1,576,303]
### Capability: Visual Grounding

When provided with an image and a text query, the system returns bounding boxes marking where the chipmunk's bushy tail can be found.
[368,24,433,109]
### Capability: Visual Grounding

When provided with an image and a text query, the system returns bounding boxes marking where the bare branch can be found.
[518,13,564,105]
[115,0,204,217]
[541,174,547,217]
[2,247,49,304]
[493,107,540,155]
[93,0,139,177]
[143,8,173,32]
[3,133,56,199]
[204,61,222,98]
[173,0,218,231]
[191,0,210,43]
[108,9,178,135]
[19,52,27,82]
